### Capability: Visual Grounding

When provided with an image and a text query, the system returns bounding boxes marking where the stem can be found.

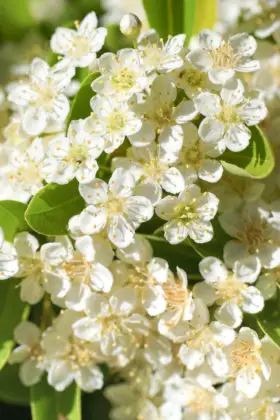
[186,238,205,259]
[153,225,164,236]
[40,295,54,331]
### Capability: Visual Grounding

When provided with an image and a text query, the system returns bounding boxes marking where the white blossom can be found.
[195,79,267,151]
[0,228,18,280]
[187,30,260,85]
[74,168,153,248]
[8,58,74,136]
[51,12,107,67]
[156,184,219,244]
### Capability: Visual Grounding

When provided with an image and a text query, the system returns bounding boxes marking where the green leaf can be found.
[83,391,111,420]
[0,364,29,406]
[25,180,84,236]
[221,126,275,179]
[193,0,217,33]
[0,279,29,370]
[31,378,81,420]
[257,291,280,348]
[0,201,28,242]
[66,72,99,131]
[142,0,196,40]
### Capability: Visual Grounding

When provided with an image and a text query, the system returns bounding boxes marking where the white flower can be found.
[178,321,235,377]
[210,176,265,213]
[129,74,198,149]
[13,232,49,304]
[226,327,271,398]
[171,59,214,98]
[8,137,45,197]
[8,58,74,136]
[73,288,150,362]
[164,376,229,419]
[157,268,195,333]
[187,30,259,85]
[219,201,280,268]
[156,184,219,244]
[113,142,185,205]
[137,31,185,73]
[88,96,142,153]
[42,310,104,392]
[75,168,153,248]
[195,255,263,327]
[92,49,148,99]
[113,237,169,316]
[252,53,280,101]
[174,122,225,184]
[43,120,103,184]
[0,228,18,280]
[195,79,267,151]
[51,12,107,68]
[9,321,45,386]
[43,235,113,311]
[256,266,280,299]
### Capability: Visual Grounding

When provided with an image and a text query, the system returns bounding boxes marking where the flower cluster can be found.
[0,4,280,419]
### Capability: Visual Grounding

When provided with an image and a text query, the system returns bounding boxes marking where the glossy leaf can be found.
[221,126,275,179]
[31,379,81,420]
[66,72,99,131]
[142,0,196,40]
[0,279,29,370]
[25,180,85,236]
[0,364,29,406]
[257,291,280,349]
[0,201,28,242]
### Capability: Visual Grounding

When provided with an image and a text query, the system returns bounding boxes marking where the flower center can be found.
[63,254,91,284]
[107,111,127,133]
[188,388,215,414]
[67,337,95,369]
[179,67,206,88]
[148,106,173,129]
[231,339,260,370]
[238,219,267,253]
[29,343,44,361]
[112,67,137,92]
[186,326,213,352]
[143,158,167,181]
[20,255,43,278]
[210,42,240,69]
[216,106,241,124]
[69,144,89,164]
[107,195,124,215]
[180,143,203,167]
[216,274,247,304]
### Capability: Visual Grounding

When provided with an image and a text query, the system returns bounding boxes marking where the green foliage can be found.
[66,72,99,131]
[0,279,29,370]
[257,291,280,349]
[221,126,275,179]
[31,379,81,420]
[25,180,85,236]
[0,0,34,40]
[0,364,29,406]
[0,201,28,242]
[142,0,196,41]
[105,24,131,52]
[193,0,217,33]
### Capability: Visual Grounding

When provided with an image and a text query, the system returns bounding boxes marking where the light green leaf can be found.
[66,72,99,131]
[25,180,84,236]
[221,126,275,179]
[0,364,29,406]
[257,291,280,349]
[142,0,196,40]
[193,0,217,33]
[0,279,29,370]
[31,378,81,420]
[0,201,28,242]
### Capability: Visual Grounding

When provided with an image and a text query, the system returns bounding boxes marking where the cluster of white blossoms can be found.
[1,3,280,419]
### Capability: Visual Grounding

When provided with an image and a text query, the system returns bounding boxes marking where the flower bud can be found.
[120,13,142,38]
